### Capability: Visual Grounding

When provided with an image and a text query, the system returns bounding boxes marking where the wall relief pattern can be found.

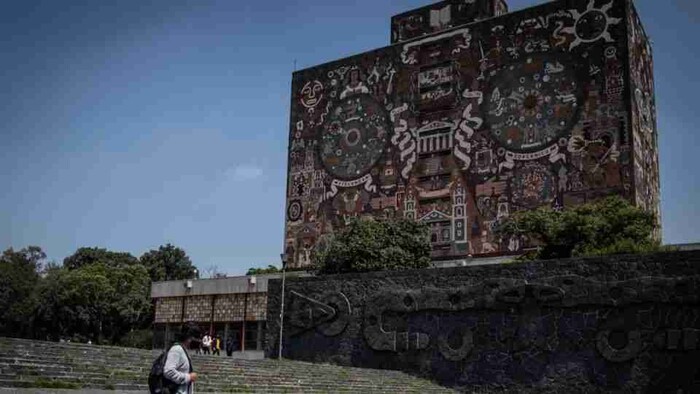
[265,252,700,392]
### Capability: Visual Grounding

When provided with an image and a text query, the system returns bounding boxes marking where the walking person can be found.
[163,322,201,394]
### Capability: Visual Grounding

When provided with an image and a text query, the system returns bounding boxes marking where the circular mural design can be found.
[287,200,302,221]
[575,9,607,40]
[511,163,556,209]
[483,55,582,153]
[319,94,389,180]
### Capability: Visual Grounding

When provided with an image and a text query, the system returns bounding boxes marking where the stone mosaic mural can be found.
[391,0,509,44]
[627,0,660,233]
[284,0,659,267]
[266,251,700,392]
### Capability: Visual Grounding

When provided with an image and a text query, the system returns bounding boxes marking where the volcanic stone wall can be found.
[266,251,700,392]
[283,0,659,267]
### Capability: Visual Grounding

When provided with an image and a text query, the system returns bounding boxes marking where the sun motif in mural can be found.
[562,0,621,50]
[319,94,389,180]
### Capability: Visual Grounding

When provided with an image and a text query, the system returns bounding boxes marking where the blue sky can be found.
[2,0,699,275]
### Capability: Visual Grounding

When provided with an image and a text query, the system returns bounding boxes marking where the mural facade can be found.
[627,1,660,234]
[284,0,659,267]
[390,0,509,44]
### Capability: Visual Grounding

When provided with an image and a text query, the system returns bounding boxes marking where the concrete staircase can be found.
[0,337,455,393]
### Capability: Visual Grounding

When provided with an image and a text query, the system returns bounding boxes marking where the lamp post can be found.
[278,253,287,360]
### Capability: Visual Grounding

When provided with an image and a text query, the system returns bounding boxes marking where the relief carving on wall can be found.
[358,275,700,364]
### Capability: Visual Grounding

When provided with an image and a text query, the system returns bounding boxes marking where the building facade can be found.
[151,274,288,351]
[284,0,659,268]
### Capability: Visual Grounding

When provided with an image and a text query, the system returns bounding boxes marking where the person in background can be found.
[212,335,221,356]
[201,333,211,355]
[163,322,201,394]
[225,336,235,357]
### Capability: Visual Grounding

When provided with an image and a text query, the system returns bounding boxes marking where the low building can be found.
[150,272,310,351]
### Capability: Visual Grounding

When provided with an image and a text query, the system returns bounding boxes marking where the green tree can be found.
[312,218,431,274]
[63,247,138,270]
[246,264,280,275]
[35,262,151,343]
[0,246,44,337]
[35,264,112,342]
[496,195,661,260]
[139,243,198,282]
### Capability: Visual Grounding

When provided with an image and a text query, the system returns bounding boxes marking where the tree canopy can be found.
[246,265,280,276]
[0,246,45,336]
[35,262,151,343]
[312,218,431,274]
[62,247,138,270]
[139,243,198,282]
[496,195,661,260]
[0,243,198,347]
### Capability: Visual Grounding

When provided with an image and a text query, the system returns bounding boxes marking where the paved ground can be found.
[0,390,143,394]
[0,390,144,394]
[0,389,238,394]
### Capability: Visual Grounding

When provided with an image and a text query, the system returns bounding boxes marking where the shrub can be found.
[312,218,431,274]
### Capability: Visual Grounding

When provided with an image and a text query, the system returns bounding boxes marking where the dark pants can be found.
[213,348,220,355]
[203,346,210,354]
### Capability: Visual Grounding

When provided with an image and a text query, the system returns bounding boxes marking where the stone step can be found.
[0,337,455,393]
[0,365,422,388]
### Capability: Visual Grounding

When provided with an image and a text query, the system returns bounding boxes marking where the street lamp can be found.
[278,253,288,360]
[193,269,198,279]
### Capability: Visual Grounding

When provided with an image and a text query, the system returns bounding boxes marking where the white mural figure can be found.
[300,80,324,113]
[340,68,369,99]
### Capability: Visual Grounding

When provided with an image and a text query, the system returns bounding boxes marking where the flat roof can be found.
[150,272,312,298]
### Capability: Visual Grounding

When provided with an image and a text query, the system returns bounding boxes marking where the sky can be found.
[2,0,699,276]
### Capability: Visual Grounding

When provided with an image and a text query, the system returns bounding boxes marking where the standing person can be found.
[201,333,211,355]
[225,336,234,357]
[212,335,221,356]
[194,340,201,355]
[163,322,201,394]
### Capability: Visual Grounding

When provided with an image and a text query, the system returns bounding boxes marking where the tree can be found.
[35,262,151,343]
[63,247,138,270]
[246,265,280,275]
[0,246,45,337]
[202,264,225,279]
[312,218,431,274]
[496,195,661,260]
[139,244,198,282]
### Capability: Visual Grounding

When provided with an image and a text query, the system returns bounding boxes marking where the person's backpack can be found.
[148,345,178,394]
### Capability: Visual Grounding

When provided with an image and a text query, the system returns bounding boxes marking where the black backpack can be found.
[148,344,191,394]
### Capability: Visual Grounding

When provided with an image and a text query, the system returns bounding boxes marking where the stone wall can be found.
[213,294,247,322]
[185,295,214,322]
[154,293,268,324]
[154,297,182,323]
[265,251,700,392]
